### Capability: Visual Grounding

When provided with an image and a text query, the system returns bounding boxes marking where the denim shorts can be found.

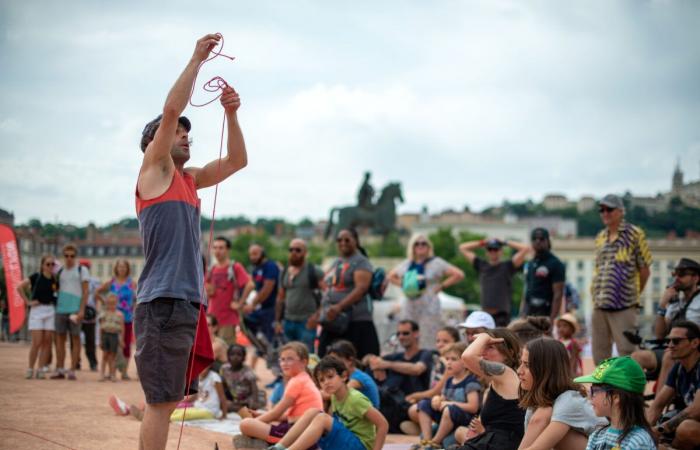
[134,298,199,404]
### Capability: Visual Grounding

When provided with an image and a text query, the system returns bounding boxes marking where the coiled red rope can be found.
[176,32,235,450]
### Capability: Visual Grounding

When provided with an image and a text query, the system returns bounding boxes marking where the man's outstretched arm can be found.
[188,87,248,189]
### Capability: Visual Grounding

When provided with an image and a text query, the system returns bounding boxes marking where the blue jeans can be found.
[283,319,316,353]
[244,307,275,347]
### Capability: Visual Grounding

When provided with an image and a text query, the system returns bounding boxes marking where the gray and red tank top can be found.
[135,170,204,305]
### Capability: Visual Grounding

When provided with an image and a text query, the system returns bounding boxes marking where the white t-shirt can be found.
[524,390,607,436]
[194,371,222,418]
[57,265,89,314]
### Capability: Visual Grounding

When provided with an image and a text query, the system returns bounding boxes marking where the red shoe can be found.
[50,372,65,380]
[108,395,129,416]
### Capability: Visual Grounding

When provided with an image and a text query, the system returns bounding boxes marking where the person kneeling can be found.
[268,356,388,450]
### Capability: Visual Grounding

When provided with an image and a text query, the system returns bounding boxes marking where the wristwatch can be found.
[656,306,667,316]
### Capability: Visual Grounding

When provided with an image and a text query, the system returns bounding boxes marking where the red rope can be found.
[176,32,235,450]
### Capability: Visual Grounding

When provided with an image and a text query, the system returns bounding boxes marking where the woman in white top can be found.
[388,234,464,349]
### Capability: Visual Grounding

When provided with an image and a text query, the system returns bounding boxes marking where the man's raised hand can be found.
[192,33,221,63]
[220,86,241,114]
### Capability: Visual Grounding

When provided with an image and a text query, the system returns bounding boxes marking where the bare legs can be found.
[139,401,178,450]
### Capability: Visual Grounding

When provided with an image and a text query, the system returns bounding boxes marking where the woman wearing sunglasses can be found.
[318,228,379,359]
[17,254,59,379]
[387,234,464,350]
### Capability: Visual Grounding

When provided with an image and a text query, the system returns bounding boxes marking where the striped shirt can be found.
[592,222,652,310]
[135,170,204,305]
[585,425,656,450]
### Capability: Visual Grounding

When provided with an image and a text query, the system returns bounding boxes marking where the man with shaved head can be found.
[275,239,326,351]
[243,244,280,349]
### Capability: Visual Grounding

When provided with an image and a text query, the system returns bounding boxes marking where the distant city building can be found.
[543,194,572,210]
[577,196,596,213]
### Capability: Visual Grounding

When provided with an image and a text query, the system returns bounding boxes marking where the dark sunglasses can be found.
[666,337,690,346]
[589,385,610,396]
[598,206,616,213]
[288,247,303,253]
[486,247,500,252]
[672,270,696,278]
[64,254,76,258]
[531,236,547,242]
[397,331,412,336]
[336,237,352,243]
[413,241,429,247]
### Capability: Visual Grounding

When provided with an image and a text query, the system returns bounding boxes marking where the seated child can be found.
[408,342,481,449]
[220,344,262,412]
[268,356,389,450]
[238,342,323,445]
[99,293,124,382]
[328,339,380,407]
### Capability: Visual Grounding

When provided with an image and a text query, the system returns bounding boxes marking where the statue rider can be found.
[357,171,375,210]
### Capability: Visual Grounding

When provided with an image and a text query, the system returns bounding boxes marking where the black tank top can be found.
[481,385,525,436]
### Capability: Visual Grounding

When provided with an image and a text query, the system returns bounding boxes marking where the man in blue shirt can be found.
[243,244,280,347]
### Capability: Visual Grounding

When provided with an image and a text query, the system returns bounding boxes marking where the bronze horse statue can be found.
[324,182,404,239]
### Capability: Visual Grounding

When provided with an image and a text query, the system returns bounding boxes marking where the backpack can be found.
[207,261,240,302]
[368,267,387,300]
[401,258,432,299]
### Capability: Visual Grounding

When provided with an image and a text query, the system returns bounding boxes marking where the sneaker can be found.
[129,404,144,421]
[109,394,130,416]
[232,434,268,449]
[400,420,421,436]
[25,368,34,379]
[50,371,65,380]
[67,371,77,380]
[35,369,45,380]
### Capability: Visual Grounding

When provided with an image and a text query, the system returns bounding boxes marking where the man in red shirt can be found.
[205,236,254,345]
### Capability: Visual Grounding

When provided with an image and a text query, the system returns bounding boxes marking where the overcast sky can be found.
[1,0,699,226]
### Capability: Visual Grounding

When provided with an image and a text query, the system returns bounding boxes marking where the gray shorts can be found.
[134,298,199,404]
[101,332,120,353]
[55,313,82,336]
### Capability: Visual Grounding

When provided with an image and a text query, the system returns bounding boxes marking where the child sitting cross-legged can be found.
[408,342,482,450]
[267,356,389,450]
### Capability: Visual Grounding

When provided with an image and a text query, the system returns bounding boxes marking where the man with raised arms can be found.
[134,33,247,450]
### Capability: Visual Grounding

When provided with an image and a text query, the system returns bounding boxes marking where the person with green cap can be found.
[574,356,656,449]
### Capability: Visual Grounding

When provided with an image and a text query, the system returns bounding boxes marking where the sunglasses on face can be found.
[44,262,56,267]
[288,247,304,253]
[666,337,690,346]
[397,331,412,336]
[336,237,352,243]
[413,241,429,247]
[64,254,76,259]
[672,270,696,278]
[598,206,616,213]
[486,248,500,252]
[531,236,546,242]
[589,385,610,396]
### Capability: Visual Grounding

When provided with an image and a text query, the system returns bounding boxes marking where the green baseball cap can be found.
[574,356,646,394]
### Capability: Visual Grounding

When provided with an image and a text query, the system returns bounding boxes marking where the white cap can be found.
[458,311,495,330]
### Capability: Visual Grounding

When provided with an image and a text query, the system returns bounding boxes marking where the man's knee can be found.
[675,419,700,445]
[631,350,655,370]
[146,401,179,417]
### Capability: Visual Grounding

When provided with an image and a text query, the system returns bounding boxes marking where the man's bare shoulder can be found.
[138,159,175,200]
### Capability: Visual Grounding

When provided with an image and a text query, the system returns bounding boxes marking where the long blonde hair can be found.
[406,234,435,261]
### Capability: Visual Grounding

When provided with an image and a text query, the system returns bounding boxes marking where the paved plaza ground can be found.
[0,341,416,450]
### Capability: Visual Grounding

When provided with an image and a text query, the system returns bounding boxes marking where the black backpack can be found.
[281,262,322,306]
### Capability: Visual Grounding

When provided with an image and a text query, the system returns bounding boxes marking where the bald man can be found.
[243,244,280,349]
[275,239,325,352]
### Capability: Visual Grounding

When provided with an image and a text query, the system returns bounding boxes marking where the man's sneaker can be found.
[25,368,33,379]
[108,395,130,416]
[129,404,144,421]
[35,369,46,379]
[50,371,65,380]
[67,371,77,380]
[232,434,268,449]
[400,420,421,436]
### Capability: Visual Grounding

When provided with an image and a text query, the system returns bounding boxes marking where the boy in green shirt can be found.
[267,356,388,450]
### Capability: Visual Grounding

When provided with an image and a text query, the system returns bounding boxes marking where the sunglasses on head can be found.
[598,206,616,213]
[413,241,429,247]
[288,247,303,253]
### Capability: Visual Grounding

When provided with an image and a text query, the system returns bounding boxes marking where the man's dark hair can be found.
[215,236,232,249]
[399,319,419,332]
[671,320,700,349]
[313,356,348,382]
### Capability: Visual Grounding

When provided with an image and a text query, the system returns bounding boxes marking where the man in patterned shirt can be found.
[591,194,652,364]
